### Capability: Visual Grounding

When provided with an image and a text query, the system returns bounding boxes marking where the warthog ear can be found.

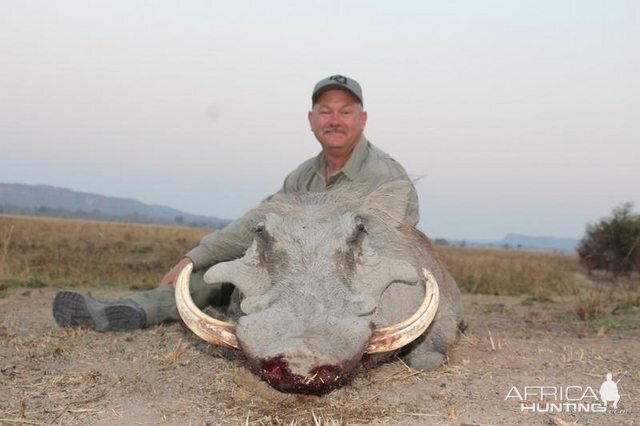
[365,180,415,224]
[203,252,271,298]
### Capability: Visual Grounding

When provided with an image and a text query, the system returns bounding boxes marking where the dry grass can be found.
[438,245,581,295]
[1,214,585,297]
[0,215,209,292]
[0,224,14,276]
[570,272,640,321]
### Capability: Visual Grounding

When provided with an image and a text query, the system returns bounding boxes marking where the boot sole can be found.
[53,291,146,331]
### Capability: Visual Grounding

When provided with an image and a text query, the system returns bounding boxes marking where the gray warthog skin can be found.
[203,181,464,394]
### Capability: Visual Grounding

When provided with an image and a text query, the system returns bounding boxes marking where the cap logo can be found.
[329,75,348,85]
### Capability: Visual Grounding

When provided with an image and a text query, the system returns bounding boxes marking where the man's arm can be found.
[157,213,257,287]
[186,213,257,270]
[186,167,301,271]
[157,169,304,288]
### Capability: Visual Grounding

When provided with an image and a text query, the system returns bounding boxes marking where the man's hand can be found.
[157,257,194,288]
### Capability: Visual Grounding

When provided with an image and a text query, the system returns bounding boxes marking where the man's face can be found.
[308,89,367,153]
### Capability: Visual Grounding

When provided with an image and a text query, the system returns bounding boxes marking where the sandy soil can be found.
[1,288,638,425]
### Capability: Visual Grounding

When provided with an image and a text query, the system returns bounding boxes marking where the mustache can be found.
[322,125,347,134]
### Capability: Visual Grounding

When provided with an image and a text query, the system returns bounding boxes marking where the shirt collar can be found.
[312,135,369,182]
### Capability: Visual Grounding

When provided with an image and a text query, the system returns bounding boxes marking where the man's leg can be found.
[52,271,228,331]
[128,271,231,324]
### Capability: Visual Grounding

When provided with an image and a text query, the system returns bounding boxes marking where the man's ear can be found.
[360,110,368,131]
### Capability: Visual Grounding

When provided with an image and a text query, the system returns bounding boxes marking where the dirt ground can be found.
[1,288,638,425]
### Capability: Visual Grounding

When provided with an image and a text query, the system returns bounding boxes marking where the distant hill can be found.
[440,233,579,253]
[1,183,581,250]
[500,233,578,252]
[0,183,231,228]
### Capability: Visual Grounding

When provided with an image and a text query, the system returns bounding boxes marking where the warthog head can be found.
[175,182,462,394]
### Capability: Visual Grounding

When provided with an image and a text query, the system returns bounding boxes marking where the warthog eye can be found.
[252,223,272,241]
[347,222,367,244]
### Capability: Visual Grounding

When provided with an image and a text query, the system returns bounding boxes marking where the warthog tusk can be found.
[175,263,239,349]
[365,268,440,354]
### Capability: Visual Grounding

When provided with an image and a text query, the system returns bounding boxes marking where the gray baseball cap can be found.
[312,74,363,105]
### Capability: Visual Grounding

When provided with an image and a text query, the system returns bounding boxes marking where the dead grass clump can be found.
[481,303,512,315]
[164,338,188,362]
[611,277,640,312]
[487,330,505,351]
[575,291,606,320]
[438,246,581,296]
[50,371,102,387]
[241,412,344,426]
[521,293,556,306]
[0,224,14,276]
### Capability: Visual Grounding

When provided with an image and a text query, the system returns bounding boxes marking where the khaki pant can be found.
[129,271,233,325]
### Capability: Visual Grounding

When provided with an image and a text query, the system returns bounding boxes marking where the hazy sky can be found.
[2,1,638,240]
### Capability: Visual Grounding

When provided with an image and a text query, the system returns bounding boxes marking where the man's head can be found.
[309,75,367,155]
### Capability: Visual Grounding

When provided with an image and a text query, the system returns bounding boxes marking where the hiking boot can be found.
[53,291,147,331]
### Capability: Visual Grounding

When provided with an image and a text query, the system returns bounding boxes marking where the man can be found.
[53,74,419,331]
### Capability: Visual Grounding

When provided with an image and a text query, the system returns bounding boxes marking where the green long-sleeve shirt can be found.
[186,136,419,271]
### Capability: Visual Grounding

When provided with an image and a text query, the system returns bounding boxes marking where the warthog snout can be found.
[259,357,348,394]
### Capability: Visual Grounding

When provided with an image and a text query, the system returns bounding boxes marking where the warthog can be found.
[175,181,464,394]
